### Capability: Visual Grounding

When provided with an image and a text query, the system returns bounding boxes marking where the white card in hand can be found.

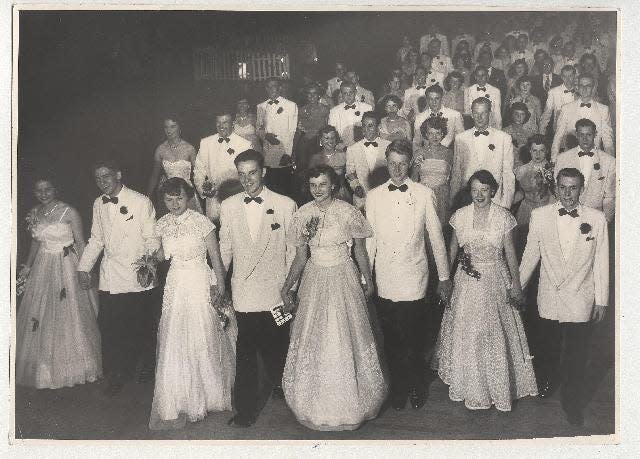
[270,304,293,327]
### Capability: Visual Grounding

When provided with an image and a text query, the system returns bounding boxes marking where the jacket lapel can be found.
[542,205,570,287]
[241,191,274,279]
[557,206,589,288]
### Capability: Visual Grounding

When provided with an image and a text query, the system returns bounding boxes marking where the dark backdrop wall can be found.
[16,10,616,259]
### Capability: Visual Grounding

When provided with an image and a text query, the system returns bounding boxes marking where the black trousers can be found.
[234,311,290,421]
[376,296,427,399]
[98,288,159,383]
[537,318,593,410]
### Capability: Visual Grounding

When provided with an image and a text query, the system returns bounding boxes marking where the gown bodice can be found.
[32,220,74,253]
[162,159,193,182]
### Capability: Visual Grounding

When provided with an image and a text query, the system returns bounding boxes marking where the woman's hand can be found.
[210,284,225,308]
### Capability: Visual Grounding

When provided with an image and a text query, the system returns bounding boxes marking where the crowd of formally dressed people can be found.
[16,12,615,433]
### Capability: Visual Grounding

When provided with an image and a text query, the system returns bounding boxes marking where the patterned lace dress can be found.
[15,208,101,389]
[282,200,387,431]
[432,203,538,411]
[149,209,237,430]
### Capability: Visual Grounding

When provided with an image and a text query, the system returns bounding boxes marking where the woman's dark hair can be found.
[516,75,535,89]
[521,134,549,164]
[159,177,195,200]
[33,172,59,192]
[467,169,499,196]
[385,138,413,160]
[508,101,532,125]
[306,165,340,194]
[444,71,464,91]
[420,115,448,139]
[380,94,403,110]
[162,113,183,127]
[318,124,340,142]
[508,58,530,78]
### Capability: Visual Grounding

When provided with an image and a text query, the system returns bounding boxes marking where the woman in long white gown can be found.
[146,116,203,214]
[149,178,237,430]
[15,176,101,389]
[433,170,538,412]
[280,165,387,431]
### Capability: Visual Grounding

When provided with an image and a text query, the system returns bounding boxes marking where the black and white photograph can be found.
[9,4,624,448]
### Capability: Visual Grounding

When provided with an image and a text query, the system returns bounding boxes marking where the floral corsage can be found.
[301,216,320,243]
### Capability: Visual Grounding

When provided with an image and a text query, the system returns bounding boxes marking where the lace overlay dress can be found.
[282,200,387,431]
[433,204,538,411]
[149,210,237,430]
[15,209,102,389]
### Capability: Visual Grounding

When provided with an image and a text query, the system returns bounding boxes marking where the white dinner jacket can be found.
[77,185,160,294]
[336,86,375,108]
[450,127,515,209]
[328,101,373,147]
[257,96,298,167]
[413,106,464,149]
[551,99,614,161]
[539,83,576,134]
[365,179,449,302]
[554,147,616,222]
[218,187,297,313]
[193,132,251,221]
[520,203,609,322]
[419,33,450,56]
[346,137,391,210]
[464,83,502,129]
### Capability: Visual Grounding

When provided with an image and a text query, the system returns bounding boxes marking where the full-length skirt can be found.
[149,259,237,430]
[15,247,102,389]
[283,258,387,431]
[433,260,538,411]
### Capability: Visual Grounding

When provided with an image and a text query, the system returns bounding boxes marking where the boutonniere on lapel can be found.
[271,222,281,230]
[488,144,495,151]
[276,106,284,114]
[580,222,594,241]
[354,111,361,116]
[120,205,128,214]
[227,148,235,155]
[593,162,605,180]
[266,208,274,215]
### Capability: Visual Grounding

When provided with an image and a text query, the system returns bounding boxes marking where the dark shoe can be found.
[103,381,124,397]
[272,385,285,400]
[409,388,426,410]
[137,369,155,384]
[227,415,254,428]
[391,394,407,411]
[537,379,555,399]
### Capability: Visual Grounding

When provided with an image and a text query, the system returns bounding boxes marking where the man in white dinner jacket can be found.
[328,81,372,147]
[193,112,251,223]
[539,65,577,136]
[464,67,502,129]
[450,97,515,209]
[366,139,452,411]
[554,118,616,223]
[219,149,297,427]
[413,84,464,150]
[551,73,614,161]
[346,111,391,211]
[77,158,160,396]
[256,77,298,198]
[520,167,609,426]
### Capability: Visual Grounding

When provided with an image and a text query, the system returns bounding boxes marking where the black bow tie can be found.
[474,130,489,137]
[388,183,408,192]
[558,208,579,218]
[578,150,594,157]
[268,99,279,105]
[580,103,592,108]
[102,195,118,205]
[244,196,264,204]
[430,111,443,118]
[564,89,575,93]
[477,86,486,92]
[416,85,426,90]
[344,104,356,110]
[364,141,378,147]
[218,137,230,143]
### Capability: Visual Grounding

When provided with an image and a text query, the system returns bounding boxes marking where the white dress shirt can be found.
[556,203,580,262]
[243,193,265,242]
[578,151,594,185]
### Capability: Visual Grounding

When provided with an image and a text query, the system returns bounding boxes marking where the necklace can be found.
[167,138,181,149]
[41,201,60,218]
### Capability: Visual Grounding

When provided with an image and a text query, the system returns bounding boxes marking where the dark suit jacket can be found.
[471,66,507,100]
[531,73,563,106]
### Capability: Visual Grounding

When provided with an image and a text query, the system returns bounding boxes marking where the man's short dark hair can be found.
[557,167,585,188]
[234,149,265,170]
[561,65,577,74]
[385,139,413,160]
[159,177,195,200]
[425,84,444,96]
[92,157,122,173]
[471,97,492,112]
[575,118,597,133]
[361,111,379,125]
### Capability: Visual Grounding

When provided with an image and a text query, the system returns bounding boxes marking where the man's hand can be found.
[77,271,91,290]
[265,133,280,145]
[591,304,606,323]
[354,186,365,199]
[437,279,453,303]
[279,154,293,167]
[281,289,297,315]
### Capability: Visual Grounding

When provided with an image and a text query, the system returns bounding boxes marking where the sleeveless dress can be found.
[282,200,387,431]
[233,116,262,153]
[432,204,538,411]
[413,149,452,225]
[149,210,237,430]
[161,159,203,213]
[15,208,102,389]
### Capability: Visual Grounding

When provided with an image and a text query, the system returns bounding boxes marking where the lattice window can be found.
[194,48,290,81]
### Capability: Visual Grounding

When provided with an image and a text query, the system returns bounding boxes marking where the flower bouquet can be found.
[132,254,158,288]
[214,296,233,330]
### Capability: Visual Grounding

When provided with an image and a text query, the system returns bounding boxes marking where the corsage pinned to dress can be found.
[25,213,38,232]
[458,249,481,280]
[302,216,320,243]
[132,254,158,288]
